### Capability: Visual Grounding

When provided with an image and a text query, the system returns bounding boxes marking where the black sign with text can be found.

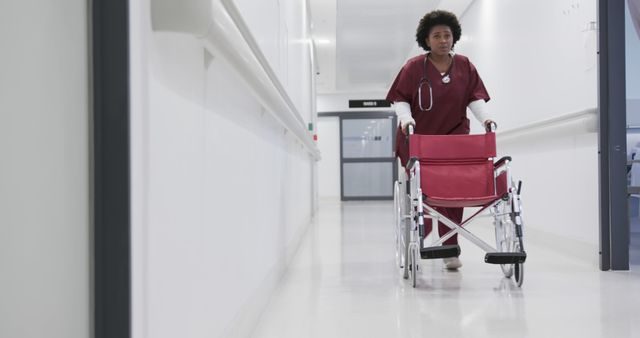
[348,99,391,108]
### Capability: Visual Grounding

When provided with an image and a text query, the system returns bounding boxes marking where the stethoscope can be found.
[418,54,453,111]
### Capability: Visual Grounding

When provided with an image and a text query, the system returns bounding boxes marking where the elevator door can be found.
[340,113,396,200]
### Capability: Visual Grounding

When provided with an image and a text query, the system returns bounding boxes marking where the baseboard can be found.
[461,210,599,267]
[525,226,599,267]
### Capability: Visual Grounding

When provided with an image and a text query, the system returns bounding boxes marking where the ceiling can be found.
[309,0,474,95]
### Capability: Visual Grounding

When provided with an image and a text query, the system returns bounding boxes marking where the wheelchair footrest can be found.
[484,252,527,264]
[420,245,460,259]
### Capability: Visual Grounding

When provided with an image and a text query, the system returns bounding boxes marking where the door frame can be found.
[92,0,131,336]
[598,0,629,270]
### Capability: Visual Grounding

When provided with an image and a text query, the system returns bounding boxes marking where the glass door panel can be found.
[340,114,396,200]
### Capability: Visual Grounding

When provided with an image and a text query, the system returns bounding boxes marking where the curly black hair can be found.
[415,10,462,52]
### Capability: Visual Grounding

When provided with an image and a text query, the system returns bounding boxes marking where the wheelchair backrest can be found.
[409,132,497,200]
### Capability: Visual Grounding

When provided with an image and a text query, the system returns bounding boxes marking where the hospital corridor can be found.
[1,0,640,338]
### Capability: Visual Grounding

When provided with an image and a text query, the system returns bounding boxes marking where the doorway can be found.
[340,112,397,200]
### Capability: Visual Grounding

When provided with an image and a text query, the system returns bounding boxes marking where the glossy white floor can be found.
[250,200,640,338]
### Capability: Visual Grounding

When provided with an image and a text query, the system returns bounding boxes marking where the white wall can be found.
[0,2,90,338]
[317,91,389,112]
[457,0,597,130]
[131,1,316,338]
[457,0,599,263]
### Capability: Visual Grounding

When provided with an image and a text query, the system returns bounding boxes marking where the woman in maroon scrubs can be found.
[386,10,494,270]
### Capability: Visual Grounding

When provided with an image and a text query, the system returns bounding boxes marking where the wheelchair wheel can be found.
[511,187,525,287]
[515,263,524,286]
[514,243,524,287]
[494,179,526,285]
[494,201,515,278]
[394,181,407,271]
[404,181,412,279]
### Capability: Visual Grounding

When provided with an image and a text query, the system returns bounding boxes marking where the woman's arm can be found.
[394,101,415,132]
[468,99,496,130]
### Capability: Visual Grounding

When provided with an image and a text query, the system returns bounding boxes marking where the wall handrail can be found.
[151,0,321,160]
[497,107,597,140]
[219,0,306,128]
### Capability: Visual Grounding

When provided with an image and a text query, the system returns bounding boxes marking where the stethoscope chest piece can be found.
[442,74,451,84]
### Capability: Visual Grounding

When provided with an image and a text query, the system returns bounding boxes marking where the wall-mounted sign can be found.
[348,99,391,108]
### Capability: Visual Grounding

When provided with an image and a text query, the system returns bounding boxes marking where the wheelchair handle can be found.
[517,180,522,195]
[404,124,414,146]
[494,156,512,168]
[485,121,497,133]
[406,124,414,136]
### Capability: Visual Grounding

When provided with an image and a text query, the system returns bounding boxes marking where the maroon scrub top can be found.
[386,53,490,165]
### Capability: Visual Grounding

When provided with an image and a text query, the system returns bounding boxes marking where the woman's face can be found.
[426,25,453,56]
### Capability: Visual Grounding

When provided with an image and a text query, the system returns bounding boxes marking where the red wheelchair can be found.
[394,125,526,287]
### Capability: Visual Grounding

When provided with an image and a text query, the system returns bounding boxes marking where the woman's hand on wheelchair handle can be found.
[402,121,415,136]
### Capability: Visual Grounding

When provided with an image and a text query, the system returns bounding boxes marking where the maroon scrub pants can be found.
[424,206,462,246]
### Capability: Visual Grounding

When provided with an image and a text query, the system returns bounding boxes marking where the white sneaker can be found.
[444,257,462,270]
